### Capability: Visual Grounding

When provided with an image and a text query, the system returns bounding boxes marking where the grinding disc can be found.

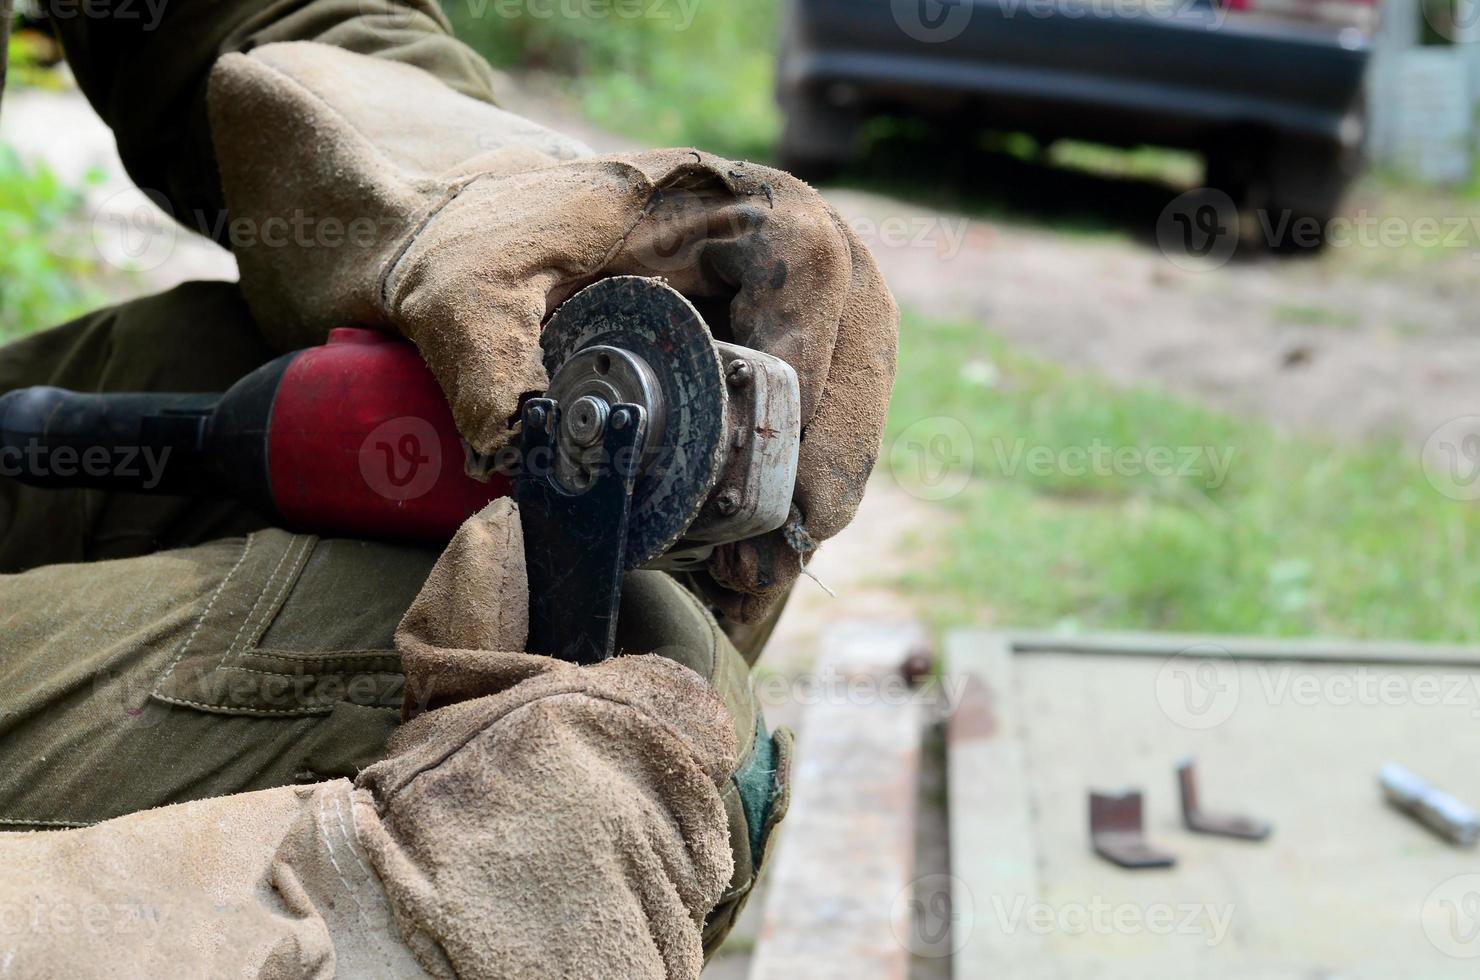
[541,277,727,568]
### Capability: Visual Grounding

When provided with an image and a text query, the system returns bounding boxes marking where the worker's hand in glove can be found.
[209,43,899,625]
[362,499,738,978]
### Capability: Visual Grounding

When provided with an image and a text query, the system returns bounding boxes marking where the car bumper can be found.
[780,0,1369,145]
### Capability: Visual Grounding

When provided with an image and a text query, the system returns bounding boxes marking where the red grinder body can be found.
[0,327,512,543]
[266,328,512,540]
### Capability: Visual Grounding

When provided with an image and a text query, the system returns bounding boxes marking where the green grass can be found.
[441,0,782,160]
[0,142,105,340]
[886,311,1480,642]
[1270,303,1360,330]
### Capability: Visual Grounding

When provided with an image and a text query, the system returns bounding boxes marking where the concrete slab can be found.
[946,629,1480,978]
[946,633,1042,977]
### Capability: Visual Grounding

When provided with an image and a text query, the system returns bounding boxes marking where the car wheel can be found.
[1259,129,1363,253]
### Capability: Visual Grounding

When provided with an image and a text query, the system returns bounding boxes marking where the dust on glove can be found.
[210,42,898,625]
[358,500,737,978]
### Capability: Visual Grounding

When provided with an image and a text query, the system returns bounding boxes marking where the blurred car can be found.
[776,0,1375,225]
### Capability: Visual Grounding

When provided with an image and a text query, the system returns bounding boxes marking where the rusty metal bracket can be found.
[1177,758,1272,841]
[1089,790,1176,869]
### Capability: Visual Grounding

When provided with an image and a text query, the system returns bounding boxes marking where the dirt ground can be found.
[826,180,1480,450]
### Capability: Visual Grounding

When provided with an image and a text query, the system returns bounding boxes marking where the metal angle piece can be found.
[1176,758,1272,841]
[1089,789,1176,869]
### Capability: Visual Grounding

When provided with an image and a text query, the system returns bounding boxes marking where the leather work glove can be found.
[209,42,899,625]
[0,501,737,979]
[357,504,738,978]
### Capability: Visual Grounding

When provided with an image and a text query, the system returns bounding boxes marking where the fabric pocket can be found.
[150,530,405,717]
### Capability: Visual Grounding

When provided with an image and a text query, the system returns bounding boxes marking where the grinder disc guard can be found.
[540,277,727,568]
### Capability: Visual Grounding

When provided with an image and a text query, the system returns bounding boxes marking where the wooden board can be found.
[748,623,925,980]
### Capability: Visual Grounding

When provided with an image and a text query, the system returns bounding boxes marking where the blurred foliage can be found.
[0,143,105,340]
[441,0,782,159]
[887,311,1480,642]
[6,16,66,90]
[1047,140,1202,188]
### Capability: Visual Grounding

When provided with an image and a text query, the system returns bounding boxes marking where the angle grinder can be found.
[0,277,802,663]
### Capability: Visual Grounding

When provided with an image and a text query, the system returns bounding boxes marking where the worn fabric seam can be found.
[154,535,255,691]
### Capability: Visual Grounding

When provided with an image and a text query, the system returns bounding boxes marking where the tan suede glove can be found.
[362,501,737,978]
[0,502,735,979]
[209,42,899,624]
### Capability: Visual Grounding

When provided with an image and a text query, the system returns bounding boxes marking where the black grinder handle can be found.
[0,386,220,494]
